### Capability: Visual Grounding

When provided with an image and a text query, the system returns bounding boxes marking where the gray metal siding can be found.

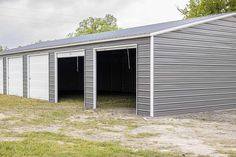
[49,52,55,102]
[82,38,151,115]
[154,15,236,116]
[1,37,150,115]
[136,41,150,116]
[52,38,150,115]
[84,49,94,109]
[3,57,6,94]
[23,55,27,97]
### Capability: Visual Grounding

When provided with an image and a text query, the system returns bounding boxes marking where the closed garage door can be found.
[7,57,23,96]
[28,54,49,100]
[0,58,3,94]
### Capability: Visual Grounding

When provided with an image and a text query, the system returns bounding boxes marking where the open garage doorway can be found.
[95,46,137,111]
[56,50,85,104]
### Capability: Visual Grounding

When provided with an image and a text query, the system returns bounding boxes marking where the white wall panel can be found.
[7,57,23,96]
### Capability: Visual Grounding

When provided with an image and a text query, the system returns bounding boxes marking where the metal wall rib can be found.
[23,55,27,97]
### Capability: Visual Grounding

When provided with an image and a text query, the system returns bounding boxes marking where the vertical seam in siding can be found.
[150,35,154,117]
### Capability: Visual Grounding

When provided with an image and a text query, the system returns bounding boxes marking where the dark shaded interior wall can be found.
[58,57,84,95]
[97,49,136,94]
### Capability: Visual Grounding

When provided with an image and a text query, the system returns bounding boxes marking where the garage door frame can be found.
[93,44,138,114]
[6,56,23,96]
[54,49,85,103]
[27,53,49,100]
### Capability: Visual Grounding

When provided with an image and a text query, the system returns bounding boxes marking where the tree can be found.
[179,0,236,19]
[0,45,8,53]
[68,14,119,37]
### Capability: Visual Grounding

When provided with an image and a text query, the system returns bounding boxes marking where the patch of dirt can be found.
[174,110,236,124]
[0,113,7,120]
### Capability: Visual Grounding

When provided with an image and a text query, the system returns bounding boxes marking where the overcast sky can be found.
[0,0,189,49]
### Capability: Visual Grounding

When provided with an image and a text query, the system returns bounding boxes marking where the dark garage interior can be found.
[97,48,136,108]
[58,57,84,101]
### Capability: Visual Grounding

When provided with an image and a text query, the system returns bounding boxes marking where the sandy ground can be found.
[0,107,236,157]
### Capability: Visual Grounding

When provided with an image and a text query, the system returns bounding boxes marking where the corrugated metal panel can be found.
[154,15,236,116]
[83,37,151,115]
[84,49,94,109]
[4,13,235,54]
[137,41,150,114]
[23,55,27,97]
[49,52,55,102]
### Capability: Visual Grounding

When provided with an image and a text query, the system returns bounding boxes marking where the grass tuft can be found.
[127,132,160,138]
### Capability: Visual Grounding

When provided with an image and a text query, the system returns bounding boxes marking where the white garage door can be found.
[0,58,3,94]
[7,57,23,96]
[28,54,49,100]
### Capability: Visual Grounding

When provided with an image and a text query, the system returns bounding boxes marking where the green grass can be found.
[0,94,135,110]
[217,148,236,156]
[29,110,70,125]
[97,94,136,108]
[0,132,181,157]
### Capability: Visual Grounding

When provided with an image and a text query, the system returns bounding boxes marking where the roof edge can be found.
[3,34,150,55]
[150,12,236,36]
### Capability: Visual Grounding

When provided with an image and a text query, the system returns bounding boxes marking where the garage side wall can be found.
[153,15,236,116]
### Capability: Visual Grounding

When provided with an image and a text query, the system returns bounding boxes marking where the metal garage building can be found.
[0,12,236,117]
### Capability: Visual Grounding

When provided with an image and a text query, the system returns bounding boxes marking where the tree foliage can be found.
[68,14,119,37]
[179,0,236,18]
[0,45,8,53]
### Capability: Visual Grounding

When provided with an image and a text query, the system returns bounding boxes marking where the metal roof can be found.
[4,12,236,54]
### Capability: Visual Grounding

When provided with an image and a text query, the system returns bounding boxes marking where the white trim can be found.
[6,58,9,95]
[54,49,85,103]
[150,36,154,117]
[56,49,85,58]
[93,44,138,111]
[151,12,236,36]
[27,53,49,100]
[6,35,149,54]
[95,44,137,51]
[135,46,138,115]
